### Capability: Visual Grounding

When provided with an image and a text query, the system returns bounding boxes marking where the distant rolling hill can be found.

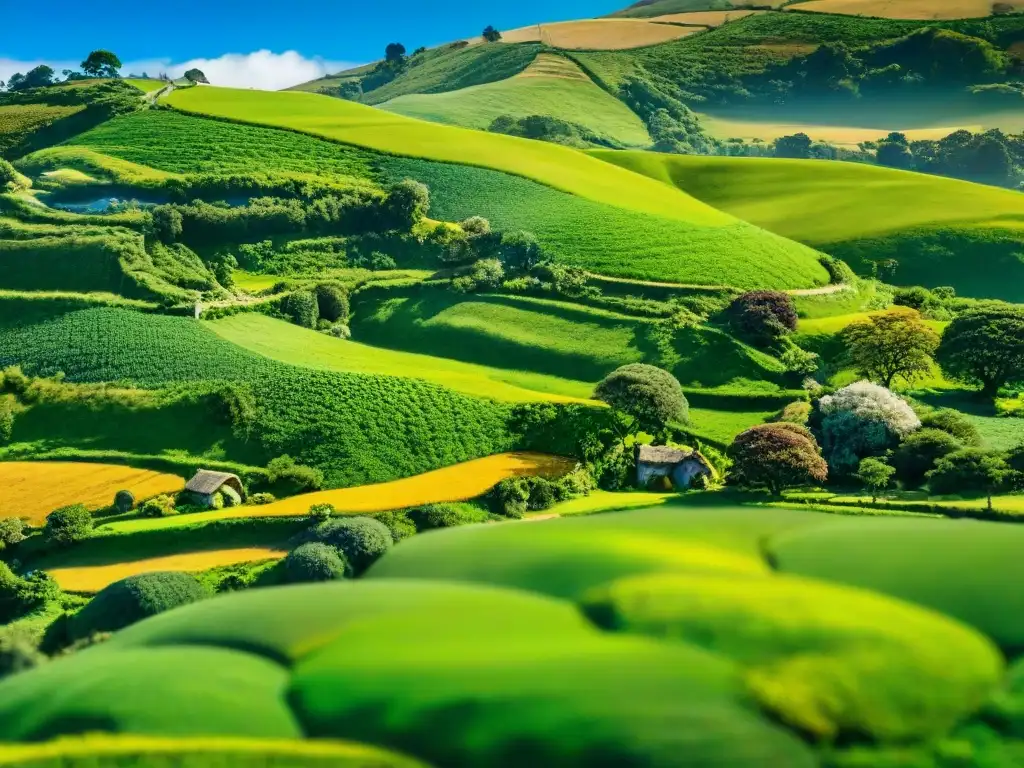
[593,150,1024,301]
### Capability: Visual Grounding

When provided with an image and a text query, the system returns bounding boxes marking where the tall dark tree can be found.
[727,291,798,346]
[774,133,813,159]
[482,25,502,43]
[7,65,55,91]
[183,68,210,84]
[728,423,828,496]
[936,306,1024,397]
[594,364,688,439]
[81,50,122,78]
[385,43,407,65]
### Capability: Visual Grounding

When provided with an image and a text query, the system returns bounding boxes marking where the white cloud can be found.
[1,51,359,91]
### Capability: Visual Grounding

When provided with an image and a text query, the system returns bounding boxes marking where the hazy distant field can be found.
[790,0,1024,19]
[493,19,705,49]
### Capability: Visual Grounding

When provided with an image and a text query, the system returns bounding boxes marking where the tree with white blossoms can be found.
[816,380,921,476]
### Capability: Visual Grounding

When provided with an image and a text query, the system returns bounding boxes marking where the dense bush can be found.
[407,503,486,531]
[816,381,921,475]
[727,291,798,346]
[44,504,93,546]
[305,516,393,575]
[315,284,350,323]
[892,429,963,487]
[920,409,982,446]
[113,489,135,514]
[0,517,26,553]
[928,449,1013,508]
[488,478,530,519]
[140,494,177,518]
[372,510,418,542]
[284,542,349,583]
[594,364,688,436]
[69,571,207,640]
[249,492,276,505]
[266,455,324,492]
[936,306,1024,397]
[0,626,45,681]
[0,563,57,623]
[728,423,828,495]
[282,290,319,329]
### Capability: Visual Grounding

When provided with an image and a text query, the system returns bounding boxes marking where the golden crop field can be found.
[516,53,592,81]
[0,462,185,524]
[699,113,971,148]
[651,10,765,26]
[497,19,705,49]
[48,548,286,593]
[105,453,577,533]
[790,0,1024,19]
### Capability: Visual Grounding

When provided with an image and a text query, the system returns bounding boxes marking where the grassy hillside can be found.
[159,87,828,288]
[793,0,1024,19]
[610,0,788,17]
[0,299,514,487]
[208,313,593,402]
[593,150,1024,300]
[380,54,651,147]
[495,19,705,48]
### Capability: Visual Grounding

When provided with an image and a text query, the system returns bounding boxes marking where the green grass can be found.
[208,313,594,403]
[351,286,787,388]
[16,146,181,187]
[0,299,513,487]
[769,517,1024,653]
[609,0,769,17]
[592,151,1024,300]
[0,104,85,156]
[0,735,428,768]
[124,79,166,94]
[380,55,652,147]
[535,489,680,517]
[582,570,1003,741]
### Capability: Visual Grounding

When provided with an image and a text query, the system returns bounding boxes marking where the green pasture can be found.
[162,86,733,224]
[380,56,651,147]
[0,581,814,767]
[0,299,513,487]
[16,146,180,187]
[208,313,594,403]
[351,287,787,389]
[592,151,1024,300]
[124,79,166,94]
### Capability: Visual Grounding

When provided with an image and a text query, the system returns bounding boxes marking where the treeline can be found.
[868,129,1024,188]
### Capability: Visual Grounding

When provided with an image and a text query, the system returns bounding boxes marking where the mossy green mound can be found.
[582,571,1003,741]
[0,581,814,768]
[768,517,1024,653]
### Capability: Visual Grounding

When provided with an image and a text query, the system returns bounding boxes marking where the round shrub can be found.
[892,428,963,487]
[140,495,177,518]
[315,284,350,323]
[920,409,982,447]
[408,504,484,531]
[488,478,529,519]
[283,290,319,329]
[70,571,207,640]
[113,490,135,514]
[308,517,393,575]
[308,504,334,523]
[220,485,241,508]
[728,423,828,495]
[593,364,688,433]
[249,492,276,505]
[0,517,26,553]
[45,504,93,546]
[727,291,798,346]
[284,543,349,583]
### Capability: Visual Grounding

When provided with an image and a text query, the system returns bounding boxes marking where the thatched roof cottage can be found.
[635,445,713,490]
[184,470,246,508]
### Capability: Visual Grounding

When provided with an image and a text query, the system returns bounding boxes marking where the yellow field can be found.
[0,462,185,524]
[652,10,764,26]
[48,548,286,593]
[103,453,577,533]
[790,0,1024,18]
[497,19,704,49]
[517,53,592,81]
[700,114,974,148]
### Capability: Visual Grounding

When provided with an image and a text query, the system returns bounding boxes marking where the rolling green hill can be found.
[592,150,1024,300]
[380,54,651,147]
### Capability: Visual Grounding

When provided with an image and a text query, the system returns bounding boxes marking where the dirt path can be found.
[587,273,852,296]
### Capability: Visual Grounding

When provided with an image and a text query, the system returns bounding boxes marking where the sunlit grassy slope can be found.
[124,79,166,94]
[380,54,651,146]
[208,313,594,403]
[593,150,1024,299]
[164,85,725,222]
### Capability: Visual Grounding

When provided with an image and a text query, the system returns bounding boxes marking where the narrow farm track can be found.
[102,452,576,533]
[587,273,852,296]
[48,548,287,593]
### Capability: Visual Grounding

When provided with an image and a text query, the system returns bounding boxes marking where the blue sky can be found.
[1,0,625,89]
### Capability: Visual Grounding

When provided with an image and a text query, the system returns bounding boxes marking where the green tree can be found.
[0,160,19,190]
[727,291,798,347]
[728,423,828,496]
[936,306,1024,397]
[482,25,503,43]
[928,449,1012,511]
[45,505,93,546]
[774,133,813,159]
[843,308,940,388]
[0,517,25,553]
[7,65,55,91]
[855,457,895,503]
[594,364,688,439]
[284,543,348,583]
[892,428,962,487]
[876,137,914,170]
[384,179,430,229]
[81,50,122,78]
[183,68,209,84]
[499,230,542,273]
[385,43,407,65]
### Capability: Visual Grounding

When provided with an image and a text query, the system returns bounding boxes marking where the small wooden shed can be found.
[184,470,246,508]
[635,445,712,490]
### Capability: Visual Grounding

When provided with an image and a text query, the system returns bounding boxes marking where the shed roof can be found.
[636,445,692,465]
[185,470,241,496]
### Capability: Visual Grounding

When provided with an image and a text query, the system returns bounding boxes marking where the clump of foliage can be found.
[315,283,350,324]
[488,477,531,519]
[816,381,921,476]
[113,490,135,514]
[407,503,487,531]
[726,291,797,347]
[266,455,324,492]
[69,571,207,641]
[728,423,828,496]
[0,563,58,624]
[249,492,275,505]
[44,504,93,546]
[282,290,319,329]
[920,409,982,447]
[0,517,26,553]
[892,429,964,488]
[284,542,349,583]
[855,457,896,503]
[81,50,122,79]
[594,364,688,439]
[0,626,45,681]
[304,516,393,575]
[929,449,1013,509]
[843,308,940,388]
[489,114,621,149]
[937,306,1024,397]
[139,494,177,518]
